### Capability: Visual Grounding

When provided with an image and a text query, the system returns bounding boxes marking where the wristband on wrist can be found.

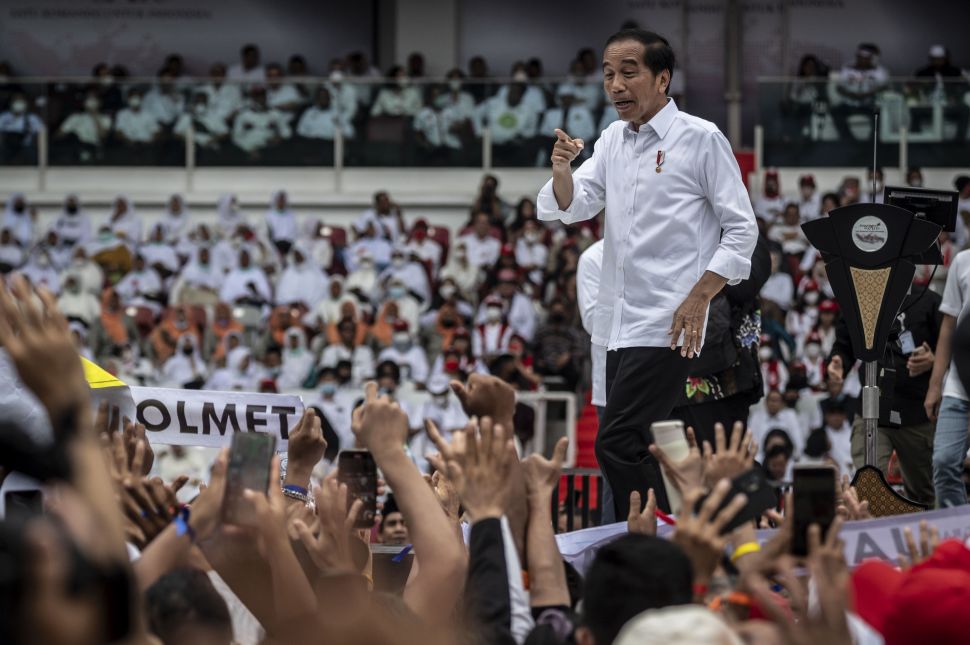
[282,484,312,506]
[175,506,196,543]
[730,541,762,563]
[692,583,709,599]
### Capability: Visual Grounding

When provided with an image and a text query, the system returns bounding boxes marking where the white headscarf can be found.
[52,193,92,247]
[17,250,61,293]
[161,334,207,387]
[161,193,191,242]
[276,242,329,307]
[140,223,180,273]
[278,327,315,389]
[265,190,298,243]
[179,245,221,290]
[219,249,272,303]
[217,193,248,238]
[2,193,33,247]
[107,194,142,244]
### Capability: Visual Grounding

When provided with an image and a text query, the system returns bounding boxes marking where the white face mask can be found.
[758,347,773,362]
[392,257,405,268]
[805,344,821,360]
[11,99,26,114]
[524,231,539,243]
[128,96,142,108]
[392,332,410,347]
[804,292,819,306]
[84,97,99,111]
[440,284,456,299]
[397,77,410,88]
[448,79,462,92]
[330,70,344,82]
[512,70,528,82]
[389,286,406,300]
[486,307,502,322]
[194,104,206,116]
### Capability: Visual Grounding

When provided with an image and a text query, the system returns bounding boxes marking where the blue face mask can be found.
[320,382,337,396]
[389,286,406,300]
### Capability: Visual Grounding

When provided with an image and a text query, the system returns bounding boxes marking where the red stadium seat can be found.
[426,224,451,265]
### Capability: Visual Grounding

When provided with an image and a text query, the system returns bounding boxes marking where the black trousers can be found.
[597,347,692,518]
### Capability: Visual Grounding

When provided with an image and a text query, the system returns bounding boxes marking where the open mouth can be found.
[614,99,634,111]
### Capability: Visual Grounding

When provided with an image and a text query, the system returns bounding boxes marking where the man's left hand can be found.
[669,292,710,358]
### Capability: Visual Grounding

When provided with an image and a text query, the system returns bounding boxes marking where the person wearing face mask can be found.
[370,65,422,117]
[473,295,514,359]
[798,331,827,390]
[515,220,549,285]
[477,82,540,164]
[296,86,354,145]
[277,326,315,390]
[161,334,207,389]
[748,389,805,460]
[865,167,885,203]
[533,297,583,389]
[826,275,942,507]
[379,246,430,305]
[199,62,244,121]
[758,335,789,394]
[1,192,33,247]
[557,58,605,110]
[346,220,392,273]
[219,247,272,305]
[66,246,104,295]
[786,281,820,350]
[173,92,230,155]
[378,319,430,387]
[52,194,91,248]
[404,219,443,273]
[344,246,380,303]
[113,88,161,148]
[140,224,180,281]
[142,71,185,126]
[905,167,925,189]
[264,190,298,257]
[313,367,354,451]
[113,253,163,314]
[412,376,470,473]
[378,277,421,334]
[0,91,43,163]
[18,247,61,293]
[55,91,111,161]
[796,174,822,221]
[440,240,481,298]
[56,273,101,327]
[319,317,376,385]
[172,246,221,306]
[104,194,142,244]
[149,305,201,365]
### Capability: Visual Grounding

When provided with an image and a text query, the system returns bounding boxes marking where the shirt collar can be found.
[624,98,678,139]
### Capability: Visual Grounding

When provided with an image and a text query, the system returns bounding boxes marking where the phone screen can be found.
[338,450,378,530]
[4,490,43,522]
[692,467,776,535]
[651,420,688,514]
[221,432,277,526]
[791,465,837,556]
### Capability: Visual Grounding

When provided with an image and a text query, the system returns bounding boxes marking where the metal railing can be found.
[552,467,604,533]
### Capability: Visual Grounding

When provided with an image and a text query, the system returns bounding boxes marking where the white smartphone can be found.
[651,420,689,514]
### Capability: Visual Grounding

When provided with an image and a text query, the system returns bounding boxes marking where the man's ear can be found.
[658,69,671,94]
[575,626,596,645]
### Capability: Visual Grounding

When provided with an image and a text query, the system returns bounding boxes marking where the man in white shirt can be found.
[539,90,596,152]
[832,43,889,141]
[0,92,43,162]
[354,191,405,243]
[378,319,430,386]
[926,249,970,507]
[174,93,230,150]
[297,87,354,141]
[114,89,161,145]
[748,389,807,460]
[405,219,443,274]
[797,174,821,221]
[537,29,758,517]
[478,83,539,165]
[458,211,501,268]
[232,87,291,155]
[515,219,548,285]
[200,63,244,120]
[473,295,514,359]
[56,92,111,155]
[228,44,266,84]
[265,62,305,116]
[142,72,184,126]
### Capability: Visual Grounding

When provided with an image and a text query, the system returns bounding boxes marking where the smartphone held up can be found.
[221,432,277,526]
[338,449,379,530]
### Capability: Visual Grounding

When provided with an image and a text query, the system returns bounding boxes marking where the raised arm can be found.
[537,128,606,225]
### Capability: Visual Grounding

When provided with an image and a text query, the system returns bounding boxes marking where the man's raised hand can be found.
[353,381,409,460]
[450,373,516,425]
[551,128,584,171]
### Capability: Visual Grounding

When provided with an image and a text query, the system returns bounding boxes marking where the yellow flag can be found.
[81,356,127,389]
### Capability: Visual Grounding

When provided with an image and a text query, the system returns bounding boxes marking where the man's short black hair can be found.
[604,28,676,95]
[582,534,693,645]
[146,568,231,643]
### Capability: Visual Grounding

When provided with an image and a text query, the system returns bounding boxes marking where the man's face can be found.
[767,453,789,481]
[508,83,525,106]
[375,193,390,213]
[266,67,282,86]
[765,392,784,415]
[855,53,873,69]
[243,48,260,68]
[498,281,515,298]
[603,40,668,126]
[239,250,251,268]
[339,323,355,344]
[380,512,409,545]
[825,411,847,429]
[210,64,226,81]
[474,214,490,237]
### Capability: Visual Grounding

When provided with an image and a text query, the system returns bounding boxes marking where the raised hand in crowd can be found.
[627,489,658,537]
[837,474,871,521]
[673,480,749,594]
[284,408,327,490]
[898,519,940,569]
[293,472,364,575]
[451,372,516,428]
[649,425,705,495]
[702,422,755,488]
[442,416,516,522]
[522,437,572,609]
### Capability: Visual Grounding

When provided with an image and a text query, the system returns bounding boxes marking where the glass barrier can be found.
[758,77,970,168]
[0,76,615,170]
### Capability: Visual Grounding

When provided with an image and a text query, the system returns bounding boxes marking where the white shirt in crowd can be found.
[798,191,821,221]
[494,84,547,115]
[0,109,43,141]
[458,232,501,268]
[539,105,597,145]
[405,238,443,273]
[837,64,889,106]
[142,87,184,124]
[555,80,604,110]
[378,343,430,385]
[515,235,550,285]
[578,240,606,406]
[232,108,291,152]
[59,111,111,145]
[319,344,376,386]
[297,105,354,140]
[940,249,970,401]
[219,265,273,303]
[268,84,304,113]
[200,82,244,119]
[538,99,758,351]
[323,81,359,121]
[749,405,806,460]
[477,96,539,144]
[173,109,230,147]
[227,63,266,84]
[370,86,422,117]
[753,194,786,224]
[473,322,514,358]
[114,107,161,143]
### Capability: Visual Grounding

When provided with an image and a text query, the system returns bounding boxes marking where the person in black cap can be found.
[377,494,409,545]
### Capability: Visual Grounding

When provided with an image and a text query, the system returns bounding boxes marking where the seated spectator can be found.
[760,250,794,312]
[839,176,862,205]
[495,61,548,114]
[370,65,422,117]
[227,43,266,83]
[913,45,968,141]
[159,193,190,242]
[479,268,537,341]
[768,202,810,260]
[405,218,443,273]
[477,82,539,164]
[355,191,405,242]
[309,275,354,329]
[782,54,828,141]
[105,193,142,243]
[278,326,314,390]
[265,61,304,115]
[52,193,92,249]
[143,71,184,126]
[140,224,181,281]
[18,246,60,292]
[413,85,448,160]
[173,92,230,152]
[232,86,292,156]
[761,428,795,483]
[207,345,261,390]
[439,239,480,300]
[55,90,111,160]
[472,173,512,226]
[906,167,924,188]
[114,87,164,147]
[515,218,549,285]
[378,319,430,386]
[820,396,854,477]
[832,43,888,141]
[57,271,100,327]
[161,333,207,389]
[296,86,354,141]
[797,174,821,221]
[749,388,805,458]
[865,166,885,203]
[557,58,604,109]
[438,68,477,121]
[323,62,360,121]
[820,191,841,217]
[377,276,421,334]
[380,245,430,305]
[539,88,596,152]
[68,245,105,295]
[276,242,328,309]
[264,189,298,256]
[753,169,785,223]
[219,247,272,305]
[319,316,376,385]
[199,62,244,120]
[785,280,820,345]
[473,294,514,359]
[0,227,24,272]
[202,303,243,362]
[0,91,43,163]
[411,375,469,471]
[215,192,248,239]
[459,211,501,269]
[2,192,32,247]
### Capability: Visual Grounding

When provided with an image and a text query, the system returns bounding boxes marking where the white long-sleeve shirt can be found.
[537,99,757,351]
[577,240,606,406]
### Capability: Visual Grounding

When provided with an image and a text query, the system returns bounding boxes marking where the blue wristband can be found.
[282,484,308,496]
[175,506,195,543]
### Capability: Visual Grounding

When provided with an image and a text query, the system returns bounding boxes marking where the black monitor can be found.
[884,185,959,233]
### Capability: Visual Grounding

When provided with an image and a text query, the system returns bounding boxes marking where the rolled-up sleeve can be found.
[537,134,607,226]
[699,130,758,285]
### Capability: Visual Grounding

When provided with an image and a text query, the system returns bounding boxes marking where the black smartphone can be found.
[338,450,378,530]
[693,468,777,535]
[791,464,837,556]
[221,433,277,526]
[4,490,43,522]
